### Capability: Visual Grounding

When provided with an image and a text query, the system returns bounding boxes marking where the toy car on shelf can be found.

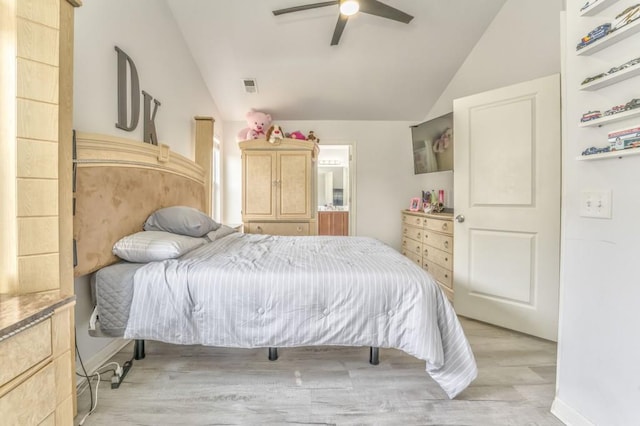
[625,98,640,111]
[580,110,602,122]
[576,23,611,50]
[612,4,640,32]
[582,146,610,156]
[580,0,600,12]
[608,126,640,150]
[604,104,626,115]
[581,73,607,85]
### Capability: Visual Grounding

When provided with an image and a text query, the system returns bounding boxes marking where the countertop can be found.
[0,292,75,340]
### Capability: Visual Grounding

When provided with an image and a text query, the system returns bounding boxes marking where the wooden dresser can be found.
[401,210,454,302]
[240,138,318,236]
[0,293,75,425]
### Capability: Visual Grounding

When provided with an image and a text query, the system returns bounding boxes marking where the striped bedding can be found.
[124,233,477,398]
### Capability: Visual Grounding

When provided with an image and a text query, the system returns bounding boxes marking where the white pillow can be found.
[112,231,206,263]
[143,206,220,237]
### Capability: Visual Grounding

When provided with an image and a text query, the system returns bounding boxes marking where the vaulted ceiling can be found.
[166,0,507,122]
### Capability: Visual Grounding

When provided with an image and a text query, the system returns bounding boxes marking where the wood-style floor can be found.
[75,317,563,425]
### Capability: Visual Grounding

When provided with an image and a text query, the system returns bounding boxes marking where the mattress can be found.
[124,233,477,398]
[90,261,146,337]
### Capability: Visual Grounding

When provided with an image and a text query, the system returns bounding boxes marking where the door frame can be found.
[317,141,357,235]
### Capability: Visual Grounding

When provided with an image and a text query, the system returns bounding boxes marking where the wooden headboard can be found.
[73,132,206,277]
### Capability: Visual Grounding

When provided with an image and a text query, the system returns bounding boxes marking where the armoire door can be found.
[243,151,276,219]
[278,151,312,219]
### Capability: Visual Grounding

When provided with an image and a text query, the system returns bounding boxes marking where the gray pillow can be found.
[206,225,238,242]
[112,231,206,263]
[143,206,220,237]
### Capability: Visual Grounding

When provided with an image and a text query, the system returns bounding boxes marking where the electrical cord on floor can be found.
[75,337,94,421]
[75,332,123,424]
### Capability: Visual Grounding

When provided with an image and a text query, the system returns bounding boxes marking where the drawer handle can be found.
[256,226,263,233]
[445,257,448,262]
[442,223,448,231]
[416,218,420,224]
[416,246,420,251]
[424,264,429,271]
[424,249,428,256]
[424,234,428,239]
[444,241,448,248]
[403,240,407,246]
[444,274,449,279]
[297,226,303,232]
[417,233,421,239]
[404,228,408,234]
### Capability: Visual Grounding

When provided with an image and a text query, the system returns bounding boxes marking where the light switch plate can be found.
[580,190,612,219]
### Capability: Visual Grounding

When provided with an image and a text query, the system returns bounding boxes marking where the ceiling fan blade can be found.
[331,14,349,45]
[359,0,414,24]
[272,1,338,16]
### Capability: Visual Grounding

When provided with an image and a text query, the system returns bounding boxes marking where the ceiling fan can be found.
[272,0,414,46]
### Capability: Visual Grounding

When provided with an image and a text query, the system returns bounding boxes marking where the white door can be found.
[453,74,561,341]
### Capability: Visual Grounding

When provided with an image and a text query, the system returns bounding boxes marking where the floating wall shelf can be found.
[577,147,640,160]
[579,107,640,127]
[579,0,621,17]
[580,62,640,90]
[577,18,640,56]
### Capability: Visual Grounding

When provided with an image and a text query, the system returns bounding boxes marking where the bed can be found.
[75,132,477,399]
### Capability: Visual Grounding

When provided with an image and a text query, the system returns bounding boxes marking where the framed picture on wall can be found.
[409,197,421,212]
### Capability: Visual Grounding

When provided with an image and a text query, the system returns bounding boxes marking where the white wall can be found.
[553,1,640,424]
[73,0,221,364]
[421,0,564,207]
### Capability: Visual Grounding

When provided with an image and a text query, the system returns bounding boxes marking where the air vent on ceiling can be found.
[242,78,258,94]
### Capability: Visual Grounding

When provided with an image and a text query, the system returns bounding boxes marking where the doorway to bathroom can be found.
[317,144,355,236]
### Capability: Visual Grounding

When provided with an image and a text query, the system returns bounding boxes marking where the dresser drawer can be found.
[0,319,52,388]
[402,249,422,266]
[422,260,453,288]
[423,231,452,254]
[0,363,56,425]
[401,237,422,256]
[402,213,424,228]
[424,217,452,234]
[423,245,452,270]
[402,225,423,242]
[248,222,310,236]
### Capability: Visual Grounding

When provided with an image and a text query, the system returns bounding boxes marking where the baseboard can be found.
[551,397,595,426]
[76,338,131,395]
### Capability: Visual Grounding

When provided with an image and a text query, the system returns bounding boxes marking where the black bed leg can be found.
[369,347,379,365]
[134,339,146,360]
[268,347,279,361]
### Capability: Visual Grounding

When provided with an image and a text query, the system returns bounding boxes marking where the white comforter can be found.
[124,233,477,398]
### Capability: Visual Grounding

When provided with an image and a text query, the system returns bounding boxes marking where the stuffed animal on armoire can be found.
[266,124,284,144]
[236,109,272,141]
[286,130,306,140]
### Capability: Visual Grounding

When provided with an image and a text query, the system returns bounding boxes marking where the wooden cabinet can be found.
[401,210,454,302]
[240,139,318,235]
[0,295,75,426]
[318,211,349,236]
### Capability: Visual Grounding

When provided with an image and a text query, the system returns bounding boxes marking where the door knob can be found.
[455,215,465,223]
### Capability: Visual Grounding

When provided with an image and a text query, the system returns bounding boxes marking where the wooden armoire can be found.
[240,138,318,236]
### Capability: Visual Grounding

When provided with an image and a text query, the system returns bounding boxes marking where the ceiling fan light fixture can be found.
[339,0,359,16]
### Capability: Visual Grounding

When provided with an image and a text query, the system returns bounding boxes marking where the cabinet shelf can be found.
[579,0,620,16]
[576,18,640,56]
[579,107,640,127]
[577,147,640,160]
[580,61,640,90]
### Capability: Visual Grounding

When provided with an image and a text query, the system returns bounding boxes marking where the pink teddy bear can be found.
[237,109,272,141]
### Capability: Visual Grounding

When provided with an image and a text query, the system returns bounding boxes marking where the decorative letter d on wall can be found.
[114,46,161,145]
[115,46,140,131]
